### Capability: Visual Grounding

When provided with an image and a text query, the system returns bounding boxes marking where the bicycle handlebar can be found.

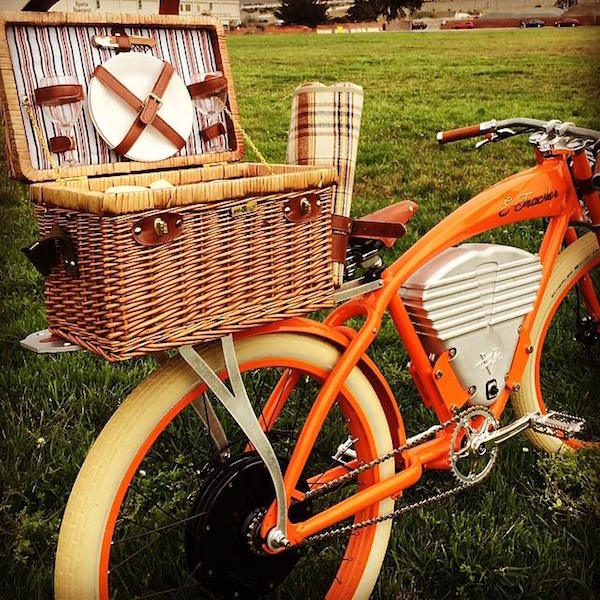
[437,118,600,144]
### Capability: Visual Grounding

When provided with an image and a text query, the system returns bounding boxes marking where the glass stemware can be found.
[189,71,228,153]
[38,75,84,167]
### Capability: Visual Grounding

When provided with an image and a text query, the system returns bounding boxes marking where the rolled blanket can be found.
[286,82,364,287]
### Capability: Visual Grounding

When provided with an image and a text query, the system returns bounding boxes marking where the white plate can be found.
[88,53,193,162]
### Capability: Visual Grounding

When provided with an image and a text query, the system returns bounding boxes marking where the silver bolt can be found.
[448,347,457,358]
[175,219,182,227]
[435,369,443,379]
[316,200,321,207]
[513,384,521,392]
[468,385,477,396]
[372,328,377,334]
[134,226,142,234]
[284,206,291,213]
[526,345,533,354]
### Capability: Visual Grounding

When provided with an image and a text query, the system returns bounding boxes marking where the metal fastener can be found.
[513,384,521,392]
[468,385,477,396]
[134,226,142,234]
[526,345,533,354]
[299,197,311,214]
[435,369,443,379]
[153,217,168,236]
[448,347,457,358]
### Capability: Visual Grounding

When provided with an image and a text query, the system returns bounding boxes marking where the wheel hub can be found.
[185,454,300,599]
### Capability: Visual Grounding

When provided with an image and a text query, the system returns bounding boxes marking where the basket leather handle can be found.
[22,223,78,277]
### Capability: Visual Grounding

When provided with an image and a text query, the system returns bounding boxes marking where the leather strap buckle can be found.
[144,91,163,107]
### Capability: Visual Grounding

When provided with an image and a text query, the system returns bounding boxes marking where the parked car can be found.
[453,20,475,29]
[411,20,428,30]
[554,17,580,27]
[520,19,545,28]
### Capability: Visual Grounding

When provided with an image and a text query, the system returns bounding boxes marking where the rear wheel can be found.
[55,333,396,599]
[512,233,600,452]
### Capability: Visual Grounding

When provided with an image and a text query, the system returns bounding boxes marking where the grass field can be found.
[1,27,599,599]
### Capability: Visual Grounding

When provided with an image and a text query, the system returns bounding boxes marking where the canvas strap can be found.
[92,62,186,156]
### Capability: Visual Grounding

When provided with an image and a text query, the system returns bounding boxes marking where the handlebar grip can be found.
[436,123,491,144]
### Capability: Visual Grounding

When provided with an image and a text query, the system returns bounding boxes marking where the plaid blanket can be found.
[286,82,364,286]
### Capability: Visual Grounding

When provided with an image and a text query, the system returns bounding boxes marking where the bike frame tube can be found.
[257,150,596,544]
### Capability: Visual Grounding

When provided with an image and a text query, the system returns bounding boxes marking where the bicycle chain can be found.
[295,408,487,548]
[247,407,492,551]
[303,411,463,503]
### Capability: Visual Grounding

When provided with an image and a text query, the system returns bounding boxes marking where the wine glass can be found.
[189,71,228,153]
[38,75,84,166]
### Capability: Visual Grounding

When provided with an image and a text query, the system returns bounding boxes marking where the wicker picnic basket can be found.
[0,11,337,361]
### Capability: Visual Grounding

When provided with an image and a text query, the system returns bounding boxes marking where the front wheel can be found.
[512,232,600,452]
[55,333,396,600]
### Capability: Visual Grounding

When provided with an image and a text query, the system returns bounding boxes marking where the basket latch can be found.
[132,212,184,246]
[22,223,78,277]
[282,193,322,223]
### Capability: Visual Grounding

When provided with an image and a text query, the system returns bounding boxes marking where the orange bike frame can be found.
[255,148,600,546]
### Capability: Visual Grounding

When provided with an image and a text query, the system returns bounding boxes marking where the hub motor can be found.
[185,454,303,599]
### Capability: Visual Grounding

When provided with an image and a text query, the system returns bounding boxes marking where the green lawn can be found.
[1,27,599,599]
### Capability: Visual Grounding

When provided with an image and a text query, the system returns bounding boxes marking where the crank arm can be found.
[473,412,540,450]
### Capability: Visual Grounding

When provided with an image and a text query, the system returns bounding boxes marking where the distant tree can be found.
[275,0,329,26]
[347,0,423,22]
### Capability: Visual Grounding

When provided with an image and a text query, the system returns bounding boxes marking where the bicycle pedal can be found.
[529,411,585,438]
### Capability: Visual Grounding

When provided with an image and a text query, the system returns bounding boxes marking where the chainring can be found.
[450,407,499,484]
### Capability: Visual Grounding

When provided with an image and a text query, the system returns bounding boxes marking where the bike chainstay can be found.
[296,411,480,548]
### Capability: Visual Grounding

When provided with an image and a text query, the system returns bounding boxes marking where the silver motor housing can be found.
[400,244,542,406]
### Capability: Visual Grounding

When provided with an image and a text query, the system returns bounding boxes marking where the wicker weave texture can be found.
[37,186,335,361]
[31,162,337,215]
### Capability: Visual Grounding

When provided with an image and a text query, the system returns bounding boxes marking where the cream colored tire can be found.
[511,232,600,453]
[54,333,395,600]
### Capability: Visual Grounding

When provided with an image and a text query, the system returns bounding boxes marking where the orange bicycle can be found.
[54,118,600,599]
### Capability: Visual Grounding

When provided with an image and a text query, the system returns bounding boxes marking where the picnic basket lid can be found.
[0,11,245,182]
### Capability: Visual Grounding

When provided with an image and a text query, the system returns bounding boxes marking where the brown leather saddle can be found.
[332,200,419,262]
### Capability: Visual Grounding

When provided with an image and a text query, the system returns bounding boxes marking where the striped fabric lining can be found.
[6,24,231,170]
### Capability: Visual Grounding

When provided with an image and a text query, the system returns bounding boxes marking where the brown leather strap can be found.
[187,74,228,99]
[351,219,407,240]
[330,212,410,262]
[201,122,226,142]
[114,63,175,156]
[48,135,75,153]
[115,31,131,52]
[92,63,186,157]
[34,84,84,106]
[331,214,352,263]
